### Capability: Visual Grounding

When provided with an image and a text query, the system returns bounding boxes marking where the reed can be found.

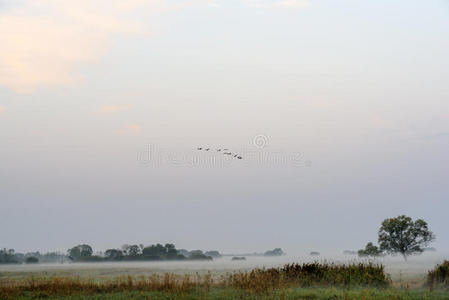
[427,260,449,290]
[224,262,390,293]
[0,262,390,299]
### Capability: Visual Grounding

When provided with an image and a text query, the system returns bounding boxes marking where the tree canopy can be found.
[264,248,285,257]
[378,215,435,260]
[67,244,93,261]
[358,242,383,257]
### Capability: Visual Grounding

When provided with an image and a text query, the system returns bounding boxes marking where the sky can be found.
[0,0,448,254]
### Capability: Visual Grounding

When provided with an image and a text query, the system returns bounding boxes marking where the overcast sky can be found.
[1,0,448,254]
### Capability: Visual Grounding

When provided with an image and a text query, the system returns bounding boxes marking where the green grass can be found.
[11,288,449,300]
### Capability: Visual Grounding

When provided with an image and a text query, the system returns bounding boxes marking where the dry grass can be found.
[0,262,391,299]
[427,260,449,290]
[1,274,215,299]
[225,262,390,294]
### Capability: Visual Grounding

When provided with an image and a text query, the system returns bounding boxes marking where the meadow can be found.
[1,254,448,299]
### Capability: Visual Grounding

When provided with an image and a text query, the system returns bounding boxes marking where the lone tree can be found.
[378,215,435,260]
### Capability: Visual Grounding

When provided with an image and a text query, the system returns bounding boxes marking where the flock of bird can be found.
[197,147,243,160]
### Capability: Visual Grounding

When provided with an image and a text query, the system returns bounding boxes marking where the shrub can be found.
[225,262,390,293]
[25,257,39,264]
[427,260,449,289]
[358,242,383,257]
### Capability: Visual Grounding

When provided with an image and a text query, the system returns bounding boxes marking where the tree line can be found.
[67,243,218,262]
[0,249,67,264]
[0,244,221,264]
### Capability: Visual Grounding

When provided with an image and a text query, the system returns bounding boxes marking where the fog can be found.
[2,253,447,281]
[0,0,448,255]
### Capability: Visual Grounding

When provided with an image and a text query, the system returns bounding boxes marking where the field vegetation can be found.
[0,262,393,299]
[1,261,449,299]
[427,260,449,290]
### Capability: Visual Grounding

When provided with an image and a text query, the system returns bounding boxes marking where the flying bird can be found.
[195,146,243,160]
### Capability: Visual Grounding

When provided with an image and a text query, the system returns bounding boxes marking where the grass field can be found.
[1,255,448,299]
[6,288,449,300]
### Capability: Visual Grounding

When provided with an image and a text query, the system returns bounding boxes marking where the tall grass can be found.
[225,262,390,293]
[0,274,213,299]
[427,260,449,290]
[0,262,390,299]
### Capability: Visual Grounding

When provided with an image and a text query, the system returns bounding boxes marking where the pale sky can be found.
[0,0,448,254]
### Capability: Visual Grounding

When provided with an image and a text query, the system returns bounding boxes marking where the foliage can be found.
[122,244,141,258]
[25,256,39,264]
[427,260,449,290]
[105,249,124,261]
[37,252,68,263]
[263,248,285,256]
[142,243,167,259]
[358,242,383,257]
[0,248,19,264]
[188,250,212,260]
[65,243,210,262]
[1,249,69,264]
[140,243,187,260]
[378,215,435,260]
[1,242,216,265]
[67,244,93,261]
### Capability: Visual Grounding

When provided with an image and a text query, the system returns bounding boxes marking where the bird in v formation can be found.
[197,147,242,159]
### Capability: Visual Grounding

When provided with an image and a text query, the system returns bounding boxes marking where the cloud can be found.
[98,104,133,114]
[0,0,163,93]
[0,105,6,114]
[0,0,304,93]
[117,124,143,134]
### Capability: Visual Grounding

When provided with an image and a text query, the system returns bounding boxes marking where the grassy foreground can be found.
[1,262,448,299]
[7,288,449,300]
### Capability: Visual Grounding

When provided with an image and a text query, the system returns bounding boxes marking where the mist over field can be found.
[1,252,447,282]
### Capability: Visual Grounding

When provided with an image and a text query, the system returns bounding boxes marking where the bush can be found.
[358,242,383,257]
[76,255,104,262]
[264,248,285,256]
[188,250,212,260]
[427,260,449,289]
[25,257,39,264]
[225,262,390,293]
